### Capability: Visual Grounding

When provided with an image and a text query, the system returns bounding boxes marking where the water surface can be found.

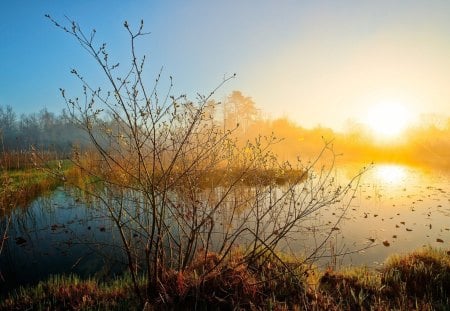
[1,164,449,292]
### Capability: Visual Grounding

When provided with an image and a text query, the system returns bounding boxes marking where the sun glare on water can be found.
[364,102,412,139]
[374,164,407,185]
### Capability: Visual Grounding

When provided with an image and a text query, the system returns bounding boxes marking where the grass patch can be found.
[316,246,450,310]
[197,168,307,188]
[1,252,307,310]
[4,247,449,310]
[0,160,73,211]
[0,274,141,310]
[382,247,450,300]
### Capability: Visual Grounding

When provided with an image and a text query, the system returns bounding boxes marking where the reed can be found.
[0,150,62,170]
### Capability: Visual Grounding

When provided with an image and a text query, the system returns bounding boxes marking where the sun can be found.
[364,101,412,139]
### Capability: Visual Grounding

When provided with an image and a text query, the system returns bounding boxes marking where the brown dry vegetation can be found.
[2,247,449,310]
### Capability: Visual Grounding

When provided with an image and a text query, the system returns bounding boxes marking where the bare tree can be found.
[48,16,363,306]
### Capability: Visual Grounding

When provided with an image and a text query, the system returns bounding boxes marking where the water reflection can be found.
[373,164,407,185]
[0,189,126,294]
[334,163,450,267]
[0,164,449,292]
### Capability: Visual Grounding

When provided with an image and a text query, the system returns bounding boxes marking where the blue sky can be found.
[1,1,450,129]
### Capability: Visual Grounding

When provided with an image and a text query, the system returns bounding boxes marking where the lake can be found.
[1,163,449,292]
[327,163,450,267]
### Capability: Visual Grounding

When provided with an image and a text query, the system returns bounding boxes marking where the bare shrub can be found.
[47,16,363,305]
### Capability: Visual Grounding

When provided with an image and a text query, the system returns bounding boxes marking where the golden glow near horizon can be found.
[363,102,413,139]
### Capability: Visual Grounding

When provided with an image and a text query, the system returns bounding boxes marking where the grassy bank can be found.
[1,247,449,310]
[0,160,74,212]
[0,168,60,211]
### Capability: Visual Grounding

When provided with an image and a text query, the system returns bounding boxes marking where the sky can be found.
[1,1,450,130]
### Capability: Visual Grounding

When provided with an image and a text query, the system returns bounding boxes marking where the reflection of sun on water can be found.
[374,164,407,184]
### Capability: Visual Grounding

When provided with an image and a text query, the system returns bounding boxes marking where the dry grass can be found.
[2,247,450,310]
[0,274,141,310]
[0,168,61,212]
[316,247,450,310]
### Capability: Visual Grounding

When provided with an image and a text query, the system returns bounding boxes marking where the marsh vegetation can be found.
[1,17,449,310]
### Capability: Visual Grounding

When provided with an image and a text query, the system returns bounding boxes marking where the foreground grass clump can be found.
[317,247,450,310]
[1,252,307,310]
[0,274,141,310]
[382,247,450,300]
[2,247,450,310]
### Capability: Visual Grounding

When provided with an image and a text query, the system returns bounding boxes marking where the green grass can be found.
[0,162,70,211]
[0,274,142,310]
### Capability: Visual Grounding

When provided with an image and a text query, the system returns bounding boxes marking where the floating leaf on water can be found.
[382,240,390,247]
[368,238,375,243]
[99,227,106,232]
[395,225,399,228]
[406,228,413,232]
[374,214,378,217]
[400,221,405,225]
[15,237,27,245]
[436,238,444,243]
[392,235,397,238]
[331,227,340,231]
[51,224,65,231]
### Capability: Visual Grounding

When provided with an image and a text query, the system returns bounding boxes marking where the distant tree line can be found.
[2,94,449,170]
[0,91,261,154]
[0,105,88,153]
